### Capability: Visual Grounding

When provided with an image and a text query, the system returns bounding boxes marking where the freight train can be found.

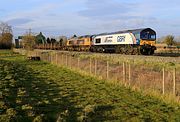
[20,28,157,55]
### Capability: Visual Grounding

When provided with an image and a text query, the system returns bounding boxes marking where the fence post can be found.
[78,57,80,69]
[123,62,126,85]
[128,63,131,86]
[48,53,50,63]
[48,53,50,62]
[56,53,58,65]
[51,53,53,64]
[69,55,71,69]
[173,68,176,96]
[95,59,97,76]
[66,54,68,66]
[107,61,109,79]
[90,58,92,74]
[40,52,42,60]
[61,54,63,65]
[162,67,165,95]
[48,53,49,62]
[50,52,53,64]
[44,53,46,61]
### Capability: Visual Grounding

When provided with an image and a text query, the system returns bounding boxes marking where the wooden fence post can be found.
[45,53,46,61]
[48,53,50,62]
[123,62,126,85]
[56,53,58,65]
[40,52,42,60]
[69,55,71,69]
[61,54,63,65]
[128,63,131,86]
[95,59,97,76]
[90,58,92,74]
[162,67,165,95]
[78,57,80,69]
[107,61,109,79]
[50,53,53,63]
[173,68,176,96]
[51,53,53,64]
[66,54,68,66]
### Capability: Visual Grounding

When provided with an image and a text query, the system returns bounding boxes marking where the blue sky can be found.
[0,0,180,38]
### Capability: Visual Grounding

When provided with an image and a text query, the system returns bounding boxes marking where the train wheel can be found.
[90,46,95,52]
[149,49,154,55]
[140,48,147,55]
[98,47,104,53]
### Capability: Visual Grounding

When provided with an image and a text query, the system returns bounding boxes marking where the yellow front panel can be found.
[140,40,156,46]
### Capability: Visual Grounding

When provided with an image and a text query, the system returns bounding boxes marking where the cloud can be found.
[78,0,138,19]
[76,0,159,34]
[7,18,33,26]
[3,3,59,21]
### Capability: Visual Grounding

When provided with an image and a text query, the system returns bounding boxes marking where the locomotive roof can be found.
[95,28,155,36]
[78,35,93,38]
[69,28,155,39]
[69,35,93,40]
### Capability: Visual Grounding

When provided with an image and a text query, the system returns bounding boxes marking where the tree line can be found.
[19,31,67,50]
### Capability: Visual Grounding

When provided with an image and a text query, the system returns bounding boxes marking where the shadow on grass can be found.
[0,59,81,121]
[89,105,117,121]
[1,59,115,122]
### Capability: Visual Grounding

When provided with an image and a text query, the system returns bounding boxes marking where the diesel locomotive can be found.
[90,28,156,55]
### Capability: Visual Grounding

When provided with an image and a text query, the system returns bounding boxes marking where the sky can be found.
[0,0,180,38]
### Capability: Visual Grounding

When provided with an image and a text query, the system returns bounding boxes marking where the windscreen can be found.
[140,29,156,41]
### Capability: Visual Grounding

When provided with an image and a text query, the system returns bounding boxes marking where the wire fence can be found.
[14,49,180,99]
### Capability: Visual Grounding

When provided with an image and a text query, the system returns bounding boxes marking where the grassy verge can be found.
[64,51,180,70]
[0,50,180,121]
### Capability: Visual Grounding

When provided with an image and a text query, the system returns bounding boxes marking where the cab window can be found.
[150,35,156,40]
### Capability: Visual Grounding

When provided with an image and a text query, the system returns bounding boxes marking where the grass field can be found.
[0,50,180,121]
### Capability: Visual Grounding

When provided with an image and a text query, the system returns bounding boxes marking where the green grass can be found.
[0,50,180,122]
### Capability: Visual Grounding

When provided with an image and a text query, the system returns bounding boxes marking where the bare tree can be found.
[0,22,13,49]
[163,35,176,46]
[0,22,12,35]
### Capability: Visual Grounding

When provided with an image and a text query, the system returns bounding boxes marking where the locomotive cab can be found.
[139,28,156,55]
